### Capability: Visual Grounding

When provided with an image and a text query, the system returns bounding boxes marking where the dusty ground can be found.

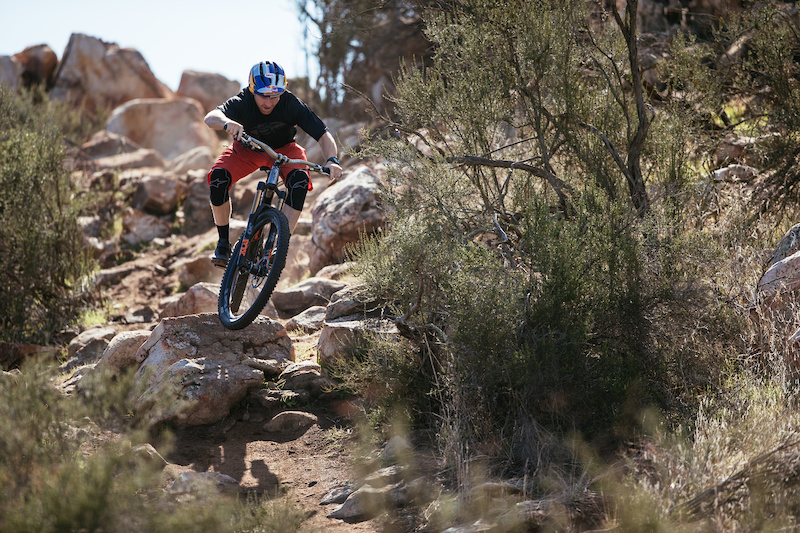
[162,378,383,532]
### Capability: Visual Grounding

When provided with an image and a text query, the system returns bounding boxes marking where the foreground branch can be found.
[447,155,573,215]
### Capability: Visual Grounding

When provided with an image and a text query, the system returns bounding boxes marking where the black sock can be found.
[217,225,230,242]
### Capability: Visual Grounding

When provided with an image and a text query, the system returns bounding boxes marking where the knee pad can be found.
[208,168,232,206]
[285,169,309,210]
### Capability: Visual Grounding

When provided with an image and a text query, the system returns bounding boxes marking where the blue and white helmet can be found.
[248,61,286,96]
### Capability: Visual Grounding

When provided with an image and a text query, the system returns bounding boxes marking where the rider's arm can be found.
[204,109,244,140]
[318,131,343,180]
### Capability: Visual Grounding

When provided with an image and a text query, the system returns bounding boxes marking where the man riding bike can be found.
[204,60,343,267]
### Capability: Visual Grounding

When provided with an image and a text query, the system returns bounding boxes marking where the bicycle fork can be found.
[238,165,286,269]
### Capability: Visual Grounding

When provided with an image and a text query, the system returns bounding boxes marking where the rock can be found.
[95,330,150,373]
[320,484,356,505]
[105,97,218,160]
[285,305,327,333]
[180,177,216,237]
[94,148,166,171]
[317,316,400,365]
[309,166,386,274]
[132,174,186,215]
[364,465,404,489]
[51,33,172,113]
[176,70,241,113]
[160,282,220,318]
[712,163,758,183]
[278,360,333,396]
[175,257,221,290]
[271,277,348,319]
[167,146,215,175]
[14,44,58,87]
[316,262,356,281]
[121,207,173,245]
[66,326,117,360]
[170,471,238,494]
[769,223,800,267]
[327,483,408,520]
[281,235,313,288]
[381,435,414,465]
[81,130,141,159]
[130,314,293,427]
[757,250,800,300]
[325,285,380,321]
[263,411,319,434]
[0,55,22,91]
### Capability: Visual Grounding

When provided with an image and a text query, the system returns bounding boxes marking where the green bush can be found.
[0,86,96,344]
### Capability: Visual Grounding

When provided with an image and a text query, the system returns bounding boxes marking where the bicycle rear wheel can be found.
[218,208,290,330]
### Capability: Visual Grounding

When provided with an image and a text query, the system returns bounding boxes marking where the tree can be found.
[296,0,434,117]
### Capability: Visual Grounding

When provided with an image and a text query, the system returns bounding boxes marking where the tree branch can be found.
[447,155,573,214]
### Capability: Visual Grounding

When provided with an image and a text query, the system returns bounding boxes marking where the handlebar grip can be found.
[322,166,331,175]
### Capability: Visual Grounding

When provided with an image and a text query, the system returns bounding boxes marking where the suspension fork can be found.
[239,163,285,260]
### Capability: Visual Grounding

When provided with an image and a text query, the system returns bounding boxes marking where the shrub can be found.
[336,0,748,489]
[0,86,96,344]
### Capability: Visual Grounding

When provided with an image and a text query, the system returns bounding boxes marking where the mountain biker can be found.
[204,60,343,267]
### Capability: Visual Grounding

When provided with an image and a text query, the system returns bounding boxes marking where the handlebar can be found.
[223,124,330,176]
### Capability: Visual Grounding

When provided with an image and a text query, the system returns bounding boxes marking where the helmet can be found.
[248,61,286,97]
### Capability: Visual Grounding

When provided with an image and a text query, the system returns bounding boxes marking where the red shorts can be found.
[207,140,313,191]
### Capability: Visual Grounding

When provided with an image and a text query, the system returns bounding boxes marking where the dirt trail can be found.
[164,387,380,532]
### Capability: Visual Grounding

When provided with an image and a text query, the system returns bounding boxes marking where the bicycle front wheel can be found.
[218,208,290,330]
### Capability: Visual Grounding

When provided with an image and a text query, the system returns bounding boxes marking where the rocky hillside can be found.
[0,33,421,531]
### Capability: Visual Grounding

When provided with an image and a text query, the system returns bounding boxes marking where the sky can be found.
[0,0,319,91]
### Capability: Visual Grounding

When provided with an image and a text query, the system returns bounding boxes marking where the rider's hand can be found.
[223,121,244,141]
[327,163,343,181]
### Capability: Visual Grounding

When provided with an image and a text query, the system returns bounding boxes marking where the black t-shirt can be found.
[217,89,327,149]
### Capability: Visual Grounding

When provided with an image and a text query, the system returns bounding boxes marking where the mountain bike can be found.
[217,131,331,330]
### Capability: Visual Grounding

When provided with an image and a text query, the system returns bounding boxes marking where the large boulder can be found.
[309,166,386,274]
[130,314,294,427]
[51,33,172,113]
[106,97,218,160]
[176,70,241,113]
[14,44,58,87]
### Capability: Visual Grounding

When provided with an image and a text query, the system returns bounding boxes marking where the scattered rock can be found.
[95,330,150,373]
[271,277,348,319]
[285,305,327,333]
[263,411,319,434]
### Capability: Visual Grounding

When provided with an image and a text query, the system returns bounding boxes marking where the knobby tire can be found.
[218,208,290,330]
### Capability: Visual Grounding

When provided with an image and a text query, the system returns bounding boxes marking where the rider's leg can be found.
[209,168,234,265]
[282,169,310,234]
